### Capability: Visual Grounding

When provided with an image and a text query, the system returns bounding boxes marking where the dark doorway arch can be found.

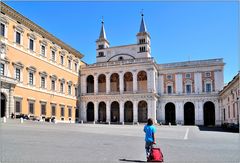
[86,102,94,121]
[138,100,148,122]
[203,101,215,126]
[184,102,195,125]
[1,93,6,118]
[124,101,133,122]
[165,102,176,125]
[98,74,106,93]
[98,102,106,122]
[111,101,120,122]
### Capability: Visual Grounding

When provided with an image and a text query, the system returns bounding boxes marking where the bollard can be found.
[108,121,110,125]
[54,120,57,124]
[93,121,95,124]
[122,122,124,125]
[81,120,83,124]
[49,119,52,123]
[3,117,6,123]
[169,122,171,127]
[20,117,23,123]
[137,122,139,126]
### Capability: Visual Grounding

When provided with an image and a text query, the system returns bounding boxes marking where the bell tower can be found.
[136,13,151,58]
[96,19,109,58]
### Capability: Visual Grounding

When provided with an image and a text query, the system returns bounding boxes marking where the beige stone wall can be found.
[1,9,84,122]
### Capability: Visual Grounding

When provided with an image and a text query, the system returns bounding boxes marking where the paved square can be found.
[0,119,239,162]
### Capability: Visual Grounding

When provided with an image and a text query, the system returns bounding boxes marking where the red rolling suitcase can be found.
[148,147,164,162]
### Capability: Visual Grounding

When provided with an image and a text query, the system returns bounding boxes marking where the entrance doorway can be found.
[184,102,195,125]
[203,101,215,126]
[111,101,119,122]
[165,102,176,125]
[124,101,133,122]
[86,102,94,121]
[98,102,106,122]
[1,93,6,118]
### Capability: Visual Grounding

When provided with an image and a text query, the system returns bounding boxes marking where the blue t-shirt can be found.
[144,125,156,142]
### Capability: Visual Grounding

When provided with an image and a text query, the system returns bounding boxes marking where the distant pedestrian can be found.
[143,118,156,161]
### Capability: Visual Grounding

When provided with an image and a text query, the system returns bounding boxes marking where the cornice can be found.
[1,2,84,59]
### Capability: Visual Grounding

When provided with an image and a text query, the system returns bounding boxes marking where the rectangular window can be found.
[29,39,34,51]
[51,105,56,116]
[61,107,64,117]
[41,45,45,56]
[206,83,211,92]
[15,101,21,113]
[0,63,4,76]
[98,52,104,57]
[68,108,72,117]
[41,77,45,88]
[29,72,33,85]
[51,51,55,61]
[75,87,78,96]
[16,68,20,81]
[68,85,71,95]
[75,63,78,72]
[60,56,64,65]
[68,60,71,69]
[185,73,191,78]
[186,85,191,93]
[29,103,34,114]
[167,75,172,80]
[60,83,64,93]
[223,109,225,121]
[228,106,230,118]
[233,104,235,118]
[167,86,172,94]
[16,31,21,44]
[98,45,104,49]
[0,23,5,36]
[41,104,46,115]
[51,80,55,91]
[205,72,211,77]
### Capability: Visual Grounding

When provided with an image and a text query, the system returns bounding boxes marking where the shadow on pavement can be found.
[119,159,146,162]
[197,126,239,133]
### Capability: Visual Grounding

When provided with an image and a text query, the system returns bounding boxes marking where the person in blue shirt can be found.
[143,118,156,160]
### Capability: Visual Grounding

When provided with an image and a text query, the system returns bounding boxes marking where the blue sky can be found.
[5,1,239,83]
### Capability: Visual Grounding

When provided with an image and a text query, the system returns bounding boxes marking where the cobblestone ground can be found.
[0,119,239,163]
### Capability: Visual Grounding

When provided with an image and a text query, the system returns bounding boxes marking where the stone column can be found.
[148,99,157,123]
[106,72,110,94]
[133,100,138,123]
[94,73,98,94]
[147,68,155,93]
[119,71,124,94]
[214,100,221,125]
[106,101,110,122]
[161,102,165,123]
[133,70,137,93]
[194,101,199,125]
[120,101,124,123]
[176,101,183,124]
[94,101,98,122]
[198,100,204,125]
[159,74,164,95]
[81,101,86,122]
[8,87,15,118]
[81,75,86,94]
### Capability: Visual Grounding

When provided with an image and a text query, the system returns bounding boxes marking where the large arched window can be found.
[98,74,106,93]
[137,71,147,92]
[124,72,133,92]
[110,73,119,92]
[86,75,94,93]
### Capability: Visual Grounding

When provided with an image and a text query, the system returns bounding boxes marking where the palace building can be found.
[1,2,236,126]
[0,2,84,123]
[80,15,225,126]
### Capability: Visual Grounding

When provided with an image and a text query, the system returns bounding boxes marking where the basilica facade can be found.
[80,15,225,126]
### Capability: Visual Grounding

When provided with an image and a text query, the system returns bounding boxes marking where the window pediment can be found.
[39,71,48,77]
[50,74,58,80]
[13,25,24,33]
[0,16,9,24]
[12,61,24,69]
[27,66,36,72]
[59,78,66,83]
[27,33,36,40]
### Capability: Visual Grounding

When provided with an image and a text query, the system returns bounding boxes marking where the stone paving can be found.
[0,119,239,163]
